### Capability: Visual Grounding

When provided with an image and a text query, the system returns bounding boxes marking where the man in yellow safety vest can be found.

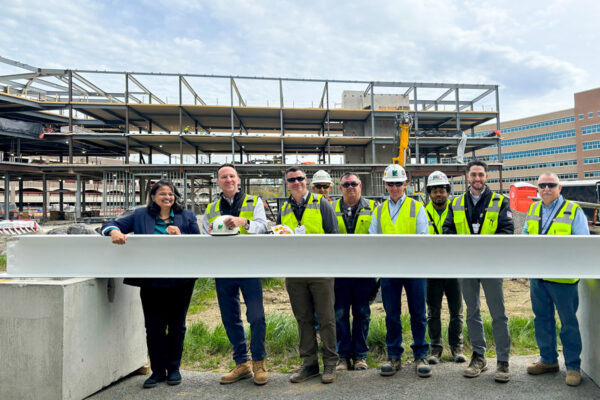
[443,159,514,383]
[202,164,269,385]
[277,166,339,384]
[423,171,466,365]
[523,172,589,387]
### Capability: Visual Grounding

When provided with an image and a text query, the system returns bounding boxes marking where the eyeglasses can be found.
[538,182,558,189]
[341,182,360,188]
[286,176,306,183]
[385,181,405,187]
[313,184,330,189]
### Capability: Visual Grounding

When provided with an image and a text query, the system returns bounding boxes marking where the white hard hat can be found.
[427,171,450,187]
[383,164,407,182]
[210,215,240,236]
[311,170,333,184]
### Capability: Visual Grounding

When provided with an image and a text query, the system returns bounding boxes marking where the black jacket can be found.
[443,186,514,235]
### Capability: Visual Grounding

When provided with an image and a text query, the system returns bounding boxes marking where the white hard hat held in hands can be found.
[210,215,240,236]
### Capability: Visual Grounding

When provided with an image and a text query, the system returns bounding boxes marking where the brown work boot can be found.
[415,358,432,378]
[252,360,268,385]
[336,359,350,371]
[494,361,510,383]
[322,364,336,384]
[220,361,252,384]
[354,358,368,370]
[380,358,401,376]
[527,360,560,375]
[565,370,581,386]
[428,350,442,365]
[452,348,467,363]
[464,353,487,378]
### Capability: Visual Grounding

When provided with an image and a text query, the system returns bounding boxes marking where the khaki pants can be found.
[285,278,338,367]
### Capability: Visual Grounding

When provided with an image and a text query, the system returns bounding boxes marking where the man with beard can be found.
[423,171,466,365]
[443,159,514,383]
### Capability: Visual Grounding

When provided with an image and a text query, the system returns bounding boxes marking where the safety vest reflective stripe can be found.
[281,193,325,234]
[334,198,374,234]
[526,199,580,284]
[207,194,255,234]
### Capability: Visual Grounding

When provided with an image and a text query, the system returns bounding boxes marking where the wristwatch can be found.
[243,218,250,230]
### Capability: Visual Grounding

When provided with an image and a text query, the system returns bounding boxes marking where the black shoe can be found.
[167,370,182,386]
[290,364,320,383]
[143,373,166,389]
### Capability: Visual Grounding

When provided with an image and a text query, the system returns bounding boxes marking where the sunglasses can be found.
[314,184,330,189]
[341,182,360,188]
[386,181,405,187]
[538,182,558,189]
[286,176,306,183]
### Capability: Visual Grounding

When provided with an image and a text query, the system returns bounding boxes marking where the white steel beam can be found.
[4,235,600,279]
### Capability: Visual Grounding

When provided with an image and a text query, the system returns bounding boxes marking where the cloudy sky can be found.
[1,0,599,121]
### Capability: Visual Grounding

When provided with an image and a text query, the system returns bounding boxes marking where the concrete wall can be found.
[342,90,409,110]
[0,278,146,400]
[578,279,600,385]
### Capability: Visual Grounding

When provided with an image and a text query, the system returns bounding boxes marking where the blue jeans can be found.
[381,278,429,360]
[215,278,266,364]
[334,278,378,360]
[530,279,582,371]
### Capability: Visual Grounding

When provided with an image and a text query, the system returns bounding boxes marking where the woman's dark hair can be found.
[146,179,184,216]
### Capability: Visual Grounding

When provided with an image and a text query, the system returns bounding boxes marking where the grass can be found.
[0,254,5,272]
[181,312,543,372]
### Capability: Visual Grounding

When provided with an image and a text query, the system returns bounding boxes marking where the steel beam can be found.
[4,235,600,278]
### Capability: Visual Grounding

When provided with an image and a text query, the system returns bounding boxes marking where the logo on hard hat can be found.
[392,170,398,176]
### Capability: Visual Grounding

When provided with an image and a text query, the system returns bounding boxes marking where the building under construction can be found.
[0,56,502,220]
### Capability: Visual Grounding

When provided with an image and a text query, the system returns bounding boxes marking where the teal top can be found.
[153,209,175,235]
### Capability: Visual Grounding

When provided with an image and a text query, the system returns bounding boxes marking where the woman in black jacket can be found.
[101,179,199,389]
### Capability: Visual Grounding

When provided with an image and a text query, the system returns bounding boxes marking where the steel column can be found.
[3,172,9,220]
[18,179,23,212]
[42,173,47,221]
[370,82,375,163]
[75,174,81,221]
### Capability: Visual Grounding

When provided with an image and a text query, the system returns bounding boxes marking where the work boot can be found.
[336,359,350,371]
[452,348,467,363]
[565,370,581,386]
[354,358,368,371]
[289,363,320,383]
[322,364,336,384]
[415,358,432,378]
[143,372,166,389]
[527,360,560,375]
[380,359,401,376]
[220,361,252,384]
[464,353,487,378]
[252,360,268,386]
[428,350,442,365]
[495,361,510,383]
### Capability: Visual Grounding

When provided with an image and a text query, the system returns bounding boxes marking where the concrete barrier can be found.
[0,278,146,400]
[579,279,600,386]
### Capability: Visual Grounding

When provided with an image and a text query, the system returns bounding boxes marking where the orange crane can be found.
[392,113,413,166]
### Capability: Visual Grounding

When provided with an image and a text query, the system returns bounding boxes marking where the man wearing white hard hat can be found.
[423,171,466,366]
[311,170,334,202]
[368,164,432,378]
[202,163,269,385]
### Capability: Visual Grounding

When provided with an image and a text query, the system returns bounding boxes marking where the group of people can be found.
[101,159,589,390]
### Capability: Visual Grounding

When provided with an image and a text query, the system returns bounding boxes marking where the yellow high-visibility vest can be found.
[425,200,449,235]
[280,193,325,234]
[451,192,504,235]
[526,200,581,284]
[334,198,375,234]
[206,194,256,234]
[373,197,422,234]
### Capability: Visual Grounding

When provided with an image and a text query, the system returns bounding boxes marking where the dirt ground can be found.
[187,278,533,328]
